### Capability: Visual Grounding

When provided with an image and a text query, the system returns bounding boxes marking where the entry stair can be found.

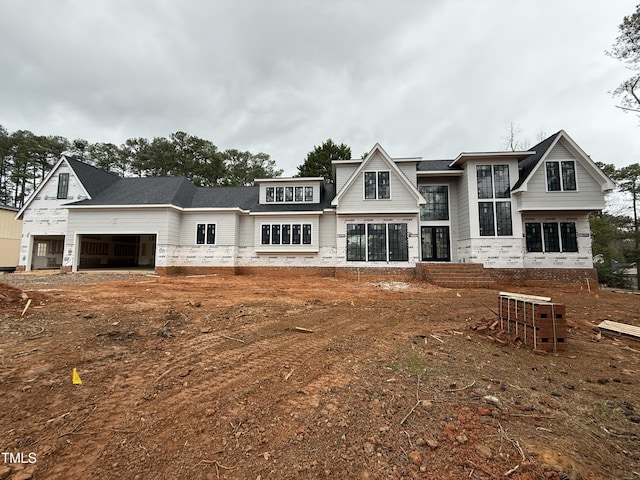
[417,262,497,289]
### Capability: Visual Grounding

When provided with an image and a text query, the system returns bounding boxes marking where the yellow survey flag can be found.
[72,368,82,385]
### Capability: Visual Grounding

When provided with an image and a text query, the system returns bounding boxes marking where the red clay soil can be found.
[0,273,639,480]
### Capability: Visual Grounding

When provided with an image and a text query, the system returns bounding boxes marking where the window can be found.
[419,186,448,221]
[57,173,69,199]
[364,171,391,199]
[525,221,578,253]
[346,223,408,262]
[543,223,560,252]
[266,185,314,203]
[388,223,409,261]
[367,224,387,261]
[346,224,366,261]
[525,223,543,252]
[196,224,216,244]
[304,186,314,202]
[261,223,312,246]
[478,202,495,237]
[546,161,577,191]
[476,165,512,236]
[476,166,493,199]
[560,222,578,252]
[495,202,513,236]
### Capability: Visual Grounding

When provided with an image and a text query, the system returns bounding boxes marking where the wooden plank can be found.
[597,320,640,339]
[499,291,552,303]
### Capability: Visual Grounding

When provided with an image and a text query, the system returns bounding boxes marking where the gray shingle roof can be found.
[68,168,335,212]
[417,159,460,171]
[512,131,562,190]
[65,157,120,197]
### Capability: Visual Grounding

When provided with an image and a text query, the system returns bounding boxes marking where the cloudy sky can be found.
[1,1,638,176]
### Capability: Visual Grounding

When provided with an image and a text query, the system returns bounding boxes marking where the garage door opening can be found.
[78,234,156,270]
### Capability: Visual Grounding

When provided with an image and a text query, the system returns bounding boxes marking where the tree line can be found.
[0,126,284,208]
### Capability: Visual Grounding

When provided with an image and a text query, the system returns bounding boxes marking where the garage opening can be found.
[78,234,156,270]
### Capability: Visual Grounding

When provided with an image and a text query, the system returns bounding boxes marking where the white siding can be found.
[398,163,418,187]
[18,162,87,270]
[179,212,238,245]
[337,152,419,213]
[319,211,336,247]
[335,164,358,194]
[518,142,606,211]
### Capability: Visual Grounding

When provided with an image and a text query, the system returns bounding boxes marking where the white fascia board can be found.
[416,170,464,177]
[449,151,534,168]
[255,177,324,183]
[249,211,324,216]
[335,209,421,215]
[516,204,605,213]
[66,204,247,213]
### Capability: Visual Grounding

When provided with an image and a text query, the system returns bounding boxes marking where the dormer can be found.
[255,177,324,205]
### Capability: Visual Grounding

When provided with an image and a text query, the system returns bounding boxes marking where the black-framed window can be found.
[266,185,313,203]
[561,161,577,191]
[495,201,513,236]
[525,221,578,253]
[346,223,408,262]
[367,224,387,261]
[560,222,578,252]
[261,223,311,246]
[493,165,510,198]
[285,187,293,202]
[57,172,69,199]
[525,223,543,252]
[477,166,493,199]
[543,223,561,252]
[346,224,366,261]
[419,185,449,221]
[304,186,313,202]
[364,171,391,199]
[546,161,577,191]
[196,223,216,244]
[478,202,495,236]
[388,223,408,261]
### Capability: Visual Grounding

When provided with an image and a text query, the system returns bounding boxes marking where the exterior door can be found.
[421,226,450,261]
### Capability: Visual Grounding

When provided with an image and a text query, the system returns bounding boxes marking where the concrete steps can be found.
[416,262,497,289]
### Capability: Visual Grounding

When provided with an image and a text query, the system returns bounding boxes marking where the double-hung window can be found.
[477,165,512,236]
[546,161,577,191]
[364,171,390,199]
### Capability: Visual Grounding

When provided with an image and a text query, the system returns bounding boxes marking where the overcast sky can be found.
[1,1,639,176]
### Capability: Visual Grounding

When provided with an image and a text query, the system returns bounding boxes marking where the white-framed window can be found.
[545,161,577,191]
[265,186,314,203]
[261,223,312,245]
[196,223,216,244]
[364,171,390,199]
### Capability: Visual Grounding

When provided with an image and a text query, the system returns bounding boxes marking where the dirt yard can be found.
[0,272,639,480]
